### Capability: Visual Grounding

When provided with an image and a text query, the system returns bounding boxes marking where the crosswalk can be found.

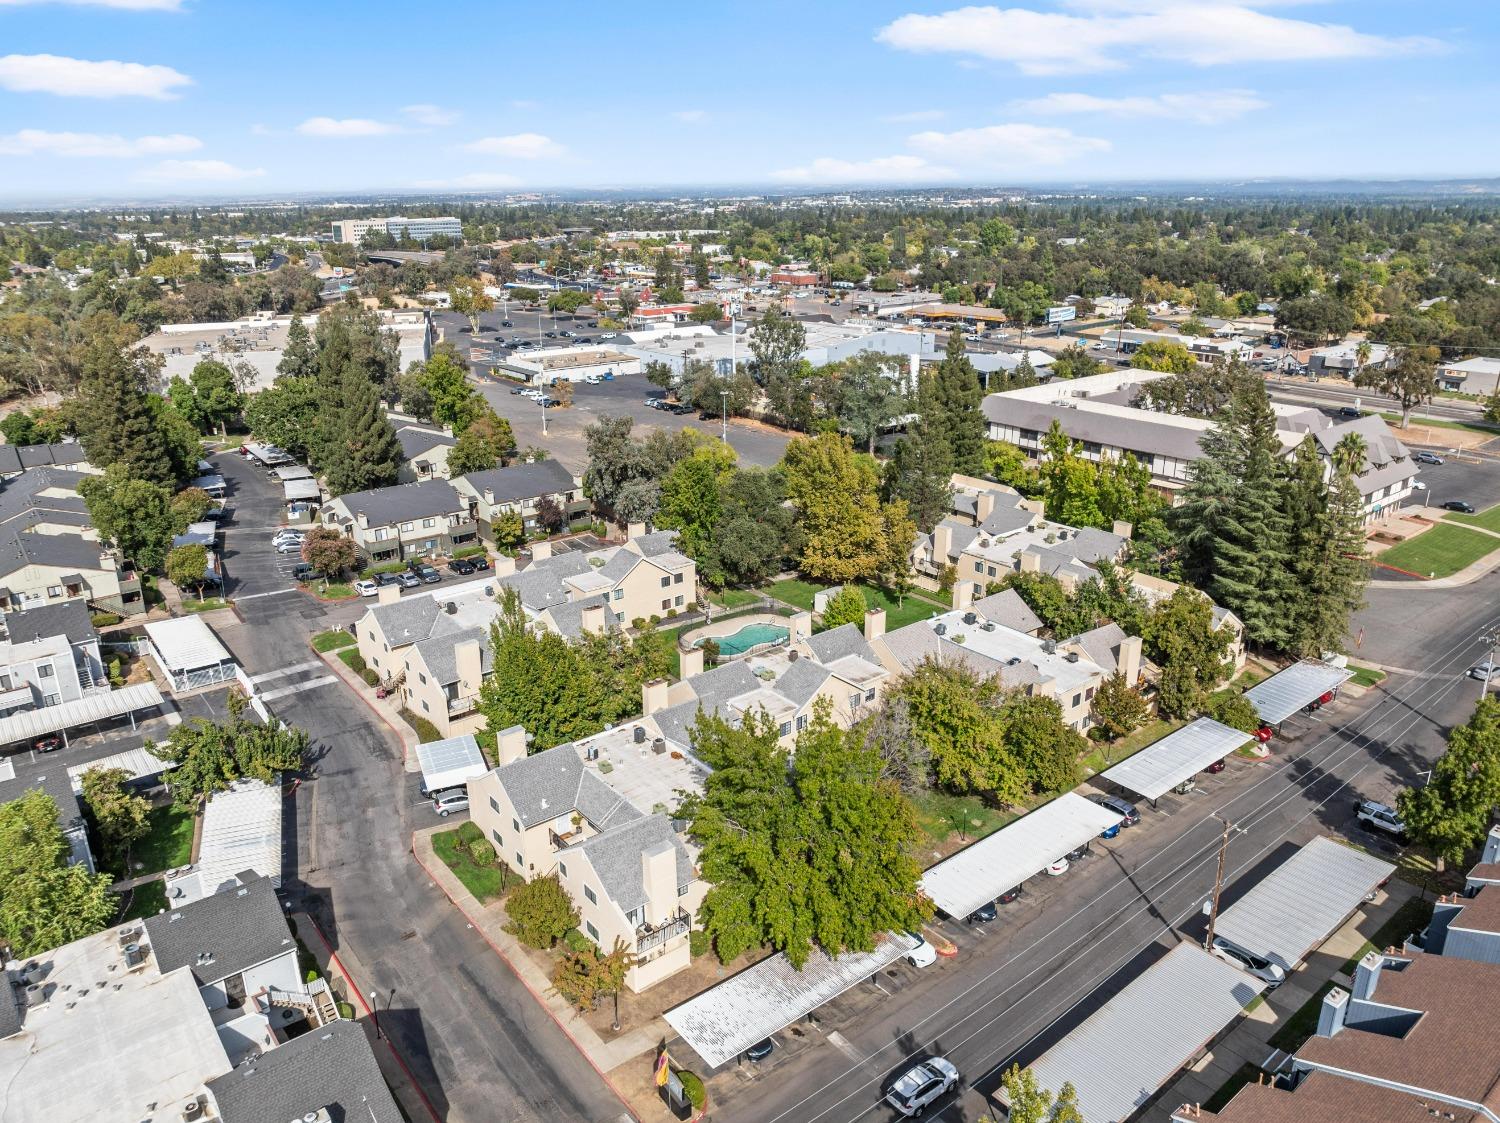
[248,662,339,704]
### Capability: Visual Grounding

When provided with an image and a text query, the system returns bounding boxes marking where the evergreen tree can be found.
[929,329,986,474]
[884,370,953,532]
[73,340,176,487]
[277,314,317,379]
[322,365,403,496]
[1290,463,1368,657]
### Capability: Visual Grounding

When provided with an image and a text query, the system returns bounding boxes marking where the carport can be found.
[1244,660,1353,728]
[663,932,920,1068]
[272,464,313,482]
[165,777,282,903]
[0,681,165,748]
[1099,718,1251,805]
[243,442,292,467]
[415,734,487,796]
[920,792,1122,920]
[144,616,237,692]
[1211,835,1394,972]
[66,741,173,789]
[282,478,321,506]
[1019,943,1265,1123]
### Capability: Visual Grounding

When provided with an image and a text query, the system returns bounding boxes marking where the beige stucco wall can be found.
[468,771,557,881]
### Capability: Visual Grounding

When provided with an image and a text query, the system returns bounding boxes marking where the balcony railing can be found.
[447,694,476,716]
[636,908,691,954]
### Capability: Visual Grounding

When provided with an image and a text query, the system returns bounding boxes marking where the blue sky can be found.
[0,0,1490,199]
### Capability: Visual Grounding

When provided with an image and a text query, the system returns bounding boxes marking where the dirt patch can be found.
[1387,421,1494,450]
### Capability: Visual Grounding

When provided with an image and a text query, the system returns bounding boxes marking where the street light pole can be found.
[720,390,728,443]
[1203,814,1234,952]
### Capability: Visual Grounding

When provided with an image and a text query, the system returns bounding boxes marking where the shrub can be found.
[820,585,868,632]
[1206,692,1261,733]
[91,611,122,627]
[452,544,488,559]
[360,668,380,686]
[337,1001,355,1020]
[466,836,496,865]
[305,968,320,983]
[399,708,442,743]
[688,929,710,958]
[503,874,579,949]
[678,1071,706,1109]
[339,648,367,674]
[666,608,678,618]
[564,927,594,953]
[632,617,647,631]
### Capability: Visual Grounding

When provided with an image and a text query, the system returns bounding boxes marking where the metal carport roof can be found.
[144,616,232,673]
[283,479,321,502]
[921,792,1122,920]
[0,682,164,744]
[168,778,282,902]
[414,734,487,794]
[1100,718,1251,802]
[1022,942,1264,1123]
[1244,661,1352,725]
[66,740,173,788]
[1212,836,1394,972]
[664,932,919,1069]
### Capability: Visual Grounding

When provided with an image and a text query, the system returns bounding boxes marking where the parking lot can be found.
[212,450,308,602]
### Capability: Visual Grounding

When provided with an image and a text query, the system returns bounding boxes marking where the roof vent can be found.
[181,1097,204,1121]
[788,649,799,662]
[445,602,457,614]
[1065,651,1080,663]
[633,726,646,744]
[983,621,997,632]
[1042,640,1056,654]
[652,737,667,755]
[935,623,946,636]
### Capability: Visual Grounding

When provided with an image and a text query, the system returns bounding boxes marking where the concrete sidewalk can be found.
[1141,878,1419,1121]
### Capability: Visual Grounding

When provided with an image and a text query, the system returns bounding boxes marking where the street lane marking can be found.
[251,661,322,684]
[825,1032,862,1062]
[259,675,338,702]
[237,588,299,601]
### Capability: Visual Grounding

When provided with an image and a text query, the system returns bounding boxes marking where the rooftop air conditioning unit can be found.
[788,649,799,662]
[124,943,150,970]
[1065,651,1080,663]
[633,726,646,744]
[934,623,947,636]
[1042,639,1056,654]
[983,621,997,632]
[181,1097,204,1122]
[652,737,667,755]
[962,612,977,625]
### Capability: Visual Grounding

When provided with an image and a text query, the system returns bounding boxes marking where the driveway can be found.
[212,451,306,602]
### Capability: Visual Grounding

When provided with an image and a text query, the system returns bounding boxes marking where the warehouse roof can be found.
[1244,661,1353,725]
[1101,718,1250,802]
[921,792,1121,920]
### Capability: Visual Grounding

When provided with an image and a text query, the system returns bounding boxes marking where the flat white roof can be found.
[921,792,1121,920]
[1213,836,1394,971]
[283,479,321,501]
[1024,942,1264,1123]
[926,611,1103,696]
[144,616,233,673]
[67,741,173,789]
[0,682,164,744]
[1244,661,1353,725]
[663,932,919,1069]
[414,734,487,793]
[174,778,283,902]
[1100,718,1250,802]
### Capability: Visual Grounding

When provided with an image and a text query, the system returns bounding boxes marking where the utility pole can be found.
[1482,628,1500,701]
[1203,814,1234,952]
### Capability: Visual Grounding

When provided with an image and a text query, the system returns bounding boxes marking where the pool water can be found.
[697,622,789,657]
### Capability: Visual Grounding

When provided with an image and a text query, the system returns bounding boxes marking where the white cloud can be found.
[402,103,458,127]
[0,53,192,98]
[909,122,1110,165]
[462,132,564,159]
[0,128,200,157]
[672,109,708,123]
[883,109,946,123]
[295,116,401,138]
[1012,88,1267,123]
[877,2,1440,75]
[772,154,954,184]
[136,159,265,183]
[413,171,523,189]
[0,0,182,8]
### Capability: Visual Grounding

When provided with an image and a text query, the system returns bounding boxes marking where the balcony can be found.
[446,694,476,716]
[636,908,691,954]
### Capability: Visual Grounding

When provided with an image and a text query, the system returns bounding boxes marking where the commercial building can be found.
[1437,355,1500,393]
[330,215,461,244]
[619,319,935,384]
[498,345,643,384]
[1113,328,1253,363]
[1308,340,1393,378]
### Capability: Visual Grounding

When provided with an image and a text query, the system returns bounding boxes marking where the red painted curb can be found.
[411,835,642,1122]
[298,914,442,1123]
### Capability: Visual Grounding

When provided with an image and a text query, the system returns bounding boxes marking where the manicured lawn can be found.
[710,588,761,609]
[912,789,1016,851]
[181,597,229,614]
[433,823,514,903]
[1269,981,1341,1052]
[1202,1062,1263,1113]
[115,879,168,923]
[337,648,364,672]
[317,583,356,599]
[105,804,194,880]
[1447,504,1500,535]
[312,629,357,653]
[1378,411,1498,437]
[766,578,947,632]
[1376,522,1500,578]
[1347,663,1387,688]
[1090,715,1188,769]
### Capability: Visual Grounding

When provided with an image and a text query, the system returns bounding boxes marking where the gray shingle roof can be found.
[1053,526,1127,564]
[877,621,1007,680]
[330,478,465,527]
[0,443,87,477]
[492,743,640,831]
[570,815,691,914]
[143,874,294,987]
[4,600,95,646]
[495,550,594,612]
[395,425,455,460]
[980,504,1037,536]
[0,531,108,579]
[207,1019,403,1123]
[1022,545,1099,584]
[368,596,457,646]
[629,530,681,558]
[410,625,490,686]
[459,459,575,504]
[1067,622,1129,674]
[544,594,617,640]
[972,589,1043,634]
[804,624,874,665]
[772,657,830,707]
[984,395,1211,462]
[0,766,84,838]
[0,466,90,529]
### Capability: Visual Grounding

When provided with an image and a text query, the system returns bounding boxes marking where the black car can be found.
[1094,794,1140,827]
[1338,406,1361,418]
[375,572,403,587]
[471,556,491,571]
[967,900,998,924]
[1443,500,1477,513]
[448,558,476,575]
[1065,843,1091,862]
[291,562,317,582]
[745,1038,775,1062]
[408,560,441,583]
[501,319,513,327]
[544,330,557,338]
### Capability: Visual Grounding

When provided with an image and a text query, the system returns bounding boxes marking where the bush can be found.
[339,648,367,674]
[360,560,408,577]
[108,655,126,686]
[91,611,122,627]
[1206,692,1261,733]
[466,836,496,865]
[689,929,710,958]
[337,1001,355,1020]
[666,608,678,618]
[305,968,320,984]
[820,585,868,632]
[452,544,488,559]
[399,708,442,743]
[678,1071,706,1109]
[564,927,594,953]
[503,874,579,949]
[360,667,380,686]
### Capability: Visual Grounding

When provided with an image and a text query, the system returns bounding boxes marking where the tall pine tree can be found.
[884,370,954,532]
[277,315,317,379]
[930,329,986,475]
[322,365,403,496]
[73,340,177,488]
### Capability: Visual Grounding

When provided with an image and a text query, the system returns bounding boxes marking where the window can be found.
[987,565,996,578]
[583,885,597,905]
[1071,693,1081,707]
[796,714,808,731]
[626,906,644,927]
[37,664,53,678]
[673,572,683,584]
[779,721,792,737]
[662,599,671,611]
[487,796,499,812]
[973,561,983,573]
[400,522,414,532]
[516,851,524,867]
[559,862,568,878]
[422,701,430,712]
[423,517,436,528]
[660,575,670,588]
[418,673,427,684]
[865,689,876,702]
[42,693,59,707]
[613,588,624,601]
[849,692,861,710]
[585,921,599,941]
[1086,686,1096,701]
[491,829,502,846]
[674,595,683,607]
[512,817,520,833]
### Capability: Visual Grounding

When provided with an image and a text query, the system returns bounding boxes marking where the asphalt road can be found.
[1267,377,1494,427]
[209,455,632,1123]
[708,575,1500,1123]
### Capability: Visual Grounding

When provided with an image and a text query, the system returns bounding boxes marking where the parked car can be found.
[354,579,379,597]
[375,572,402,587]
[967,900,998,924]
[1254,724,1274,743]
[1210,937,1286,988]
[500,319,513,327]
[271,530,304,545]
[669,402,695,415]
[470,556,490,571]
[884,1057,960,1119]
[33,735,62,753]
[905,931,937,969]
[583,375,603,385]
[431,788,470,817]
[396,571,421,589]
[1470,660,1498,681]
[1204,758,1227,774]
[412,562,441,584]
[1064,844,1090,862]
[999,885,1023,904]
[1338,406,1362,418]
[274,539,304,554]
[510,386,527,395]
[291,563,317,582]
[744,1038,775,1062]
[1355,799,1407,841]
[1413,451,1445,465]
[1443,500,1477,513]
[1045,857,1070,876]
[1094,794,1140,828]
[449,558,477,575]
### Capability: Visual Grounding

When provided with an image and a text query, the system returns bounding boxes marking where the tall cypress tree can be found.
[1291,463,1368,656]
[277,315,317,379]
[73,340,177,488]
[930,329,986,475]
[323,365,403,496]
[884,370,955,533]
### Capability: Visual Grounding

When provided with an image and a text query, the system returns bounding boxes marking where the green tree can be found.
[0,410,39,446]
[169,359,244,435]
[1050,343,1101,381]
[170,486,215,529]
[1142,588,1233,718]
[1091,672,1150,743]
[688,302,721,324]
[657,449,729,568]
[831,351,907,454]
[148,715,307,809]
[413,346,481,432]
[929,330,986,475]
[684,707,931,968]
[78,465,180,570]
[447,407,517,476]
[1400,698,1500,868]
[504,874,579,949]
[1205,692,1261,733]
[781,432,888,584]
[820,585,868,632]
[278,315,317,379]
[73,340,177,487]
[244,375,321,461]
[1130,341,1196,374]
[999,1064,1084,1123]
[1002,692,1085,794]
[1355,346,1437,428]
[80,766,151,858]
[749,305,807,409]
[0,790,114,957]
[709,467,800,587]
[1124,304,1149,328]
[894,658,1027,804]
[300,526,357,578]
[448,276,493,332]
[1276,293,1354,344]
[164,543,209,598]
[322,364,403,496]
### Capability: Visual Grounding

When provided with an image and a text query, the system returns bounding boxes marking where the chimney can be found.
[952,579,976,611]
[1019,549,1042,574]
[864,607,886,642]
[641,839,677,920]
[788,610,812,641]
[679,645,704,679]
[491,555,516,577]
[455,638,483,698]
[642,677,669,715]
[975,491,996,524]
[1483,826,1500,865]
[356,510,368,529]
[1353,949,1387,1001]
[932,522,953,564]
[482,487,495,506]
[1112,519,1134,540]
[378,583,401,605]
[1316,985,1349,1038]
[530,540,552,561]
[627,520,646,540]
[497,724,527,766]
[580,602,606,635]
[1117,635,1143,686]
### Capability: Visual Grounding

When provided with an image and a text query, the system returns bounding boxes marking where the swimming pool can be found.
[696,622,789,657]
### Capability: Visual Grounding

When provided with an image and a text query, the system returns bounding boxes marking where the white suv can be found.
[1355,799,1407,842]
[885,1057,959,1118]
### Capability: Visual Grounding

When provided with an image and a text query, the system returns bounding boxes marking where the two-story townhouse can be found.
[918,512,1130,595]
[468,725,709,991]
[451,459,585,541]
[3,600,103,691]
[0,531,141,615]
[494,532,697,629]
[395,424,457,483]
[0,441,92,479]
[1310,413,1418,523]
[321,478,478,564]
